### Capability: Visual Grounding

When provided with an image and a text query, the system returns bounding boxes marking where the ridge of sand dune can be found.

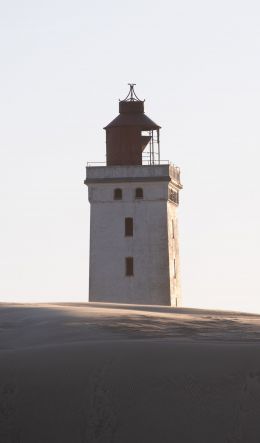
[1,302,260,350]
[1,303,260,442]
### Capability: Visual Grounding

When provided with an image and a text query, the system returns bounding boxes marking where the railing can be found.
[142,159,170,165]
[86,162,106,167]
[86,160,170,167]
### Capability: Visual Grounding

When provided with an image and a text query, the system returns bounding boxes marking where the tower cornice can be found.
[84,164,182,189]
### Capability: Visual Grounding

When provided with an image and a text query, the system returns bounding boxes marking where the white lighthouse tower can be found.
[85,85,182,306]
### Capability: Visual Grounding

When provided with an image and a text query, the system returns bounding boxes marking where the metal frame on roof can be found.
[122,83,143,102]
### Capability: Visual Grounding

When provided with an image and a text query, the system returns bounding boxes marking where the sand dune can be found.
[1,303,260,442]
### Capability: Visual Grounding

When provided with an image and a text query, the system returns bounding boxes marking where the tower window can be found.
[125,257,134,276]
[173,258,176,278]
[169,189,179,204]
[125,217,133,236]
[135,188,143,199]
[172,220,175,239]
[114,188,122,200]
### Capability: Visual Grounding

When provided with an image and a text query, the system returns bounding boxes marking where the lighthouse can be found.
[84,85,182,306]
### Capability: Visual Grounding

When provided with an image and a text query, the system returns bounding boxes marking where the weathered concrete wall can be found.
[86,165,181,306]
[167,201,181,307]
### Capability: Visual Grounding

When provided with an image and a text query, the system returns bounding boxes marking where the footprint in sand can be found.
[0,380,21,443]
[79,359,117,443]
[227,372,260,443]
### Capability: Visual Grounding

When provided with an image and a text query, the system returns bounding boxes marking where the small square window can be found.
[114,188,122,200]
[135,188,143,199]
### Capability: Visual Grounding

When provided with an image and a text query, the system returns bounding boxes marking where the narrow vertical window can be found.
[114,188,122,200]
[135,188,143,199]
[172,220,175,239]
[125,217,133,237]
[173,258,176,278]
[125,257,134,276]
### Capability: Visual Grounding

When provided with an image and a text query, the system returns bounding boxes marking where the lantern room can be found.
[104,84,161,166]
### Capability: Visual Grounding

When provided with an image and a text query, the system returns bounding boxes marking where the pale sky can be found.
[1,0,260,312]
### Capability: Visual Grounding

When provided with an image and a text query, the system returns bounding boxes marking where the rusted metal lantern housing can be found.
[104,84,161,166]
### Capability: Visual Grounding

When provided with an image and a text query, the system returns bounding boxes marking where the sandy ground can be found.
[1,302,260,443]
